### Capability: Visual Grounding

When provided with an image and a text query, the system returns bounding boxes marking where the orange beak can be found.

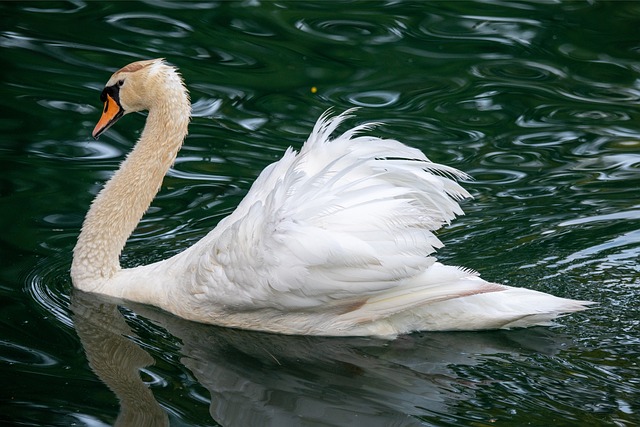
[92,93,123,139]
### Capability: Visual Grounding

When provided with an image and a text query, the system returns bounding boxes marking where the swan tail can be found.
[337,263,594,337]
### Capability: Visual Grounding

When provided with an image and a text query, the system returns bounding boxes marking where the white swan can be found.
[71,59,591,337]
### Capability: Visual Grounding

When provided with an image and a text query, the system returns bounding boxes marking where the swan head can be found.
[92,58,183,139]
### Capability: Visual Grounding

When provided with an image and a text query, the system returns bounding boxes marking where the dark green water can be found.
[1,1,639,426]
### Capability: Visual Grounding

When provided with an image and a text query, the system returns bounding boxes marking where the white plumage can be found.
[71,59,591,338]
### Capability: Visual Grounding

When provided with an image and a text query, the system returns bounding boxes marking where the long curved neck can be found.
[72,83,190,292]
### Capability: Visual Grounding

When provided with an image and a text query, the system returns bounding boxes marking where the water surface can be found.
[1,1,639,426]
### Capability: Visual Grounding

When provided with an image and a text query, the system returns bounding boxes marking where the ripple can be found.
[0,31,129,73]
[467,167,526,185]
[470,59,567,81]
[25,255,74,330]
[568,153,640,182]
[558,43,639,77]
[206,46,261,68]
[516,104,631,128]
[23,1,86,14]
[496,184,562,201]
[294,18,404,44]
[0,31,42,52]
[230,17,277,37]
[380,76,473,112]
[559,210,640,227]
[464,17,538,46]
[574,110,631,121]
[191,98,222,119]
[347,90,400,108]
[37,99,94,114]
[139,0,217,10]
[437,99,508,128]
[418,13,541,47]
[550,229,640,274]
[0,340,58,366]
[28,139,124,160]
[558,83,640,105]
[558,43,597,62]
[191,83,249,101]
[481,151,545,168]
[140,368,170,387]
[106,13,193,38]
[513,130,581,147]
[170,156,229,183]
[40,213,83,228]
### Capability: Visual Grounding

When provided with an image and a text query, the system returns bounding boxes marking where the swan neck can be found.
[72,81,190,292]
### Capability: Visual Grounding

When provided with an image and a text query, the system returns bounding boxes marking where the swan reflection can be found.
[71,290,575,426]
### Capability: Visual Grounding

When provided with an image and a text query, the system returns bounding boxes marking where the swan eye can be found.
[118,79,125,87]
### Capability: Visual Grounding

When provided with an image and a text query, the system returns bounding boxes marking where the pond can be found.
[1,1,638,426]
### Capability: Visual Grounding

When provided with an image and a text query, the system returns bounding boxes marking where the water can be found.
[1,1,639,426]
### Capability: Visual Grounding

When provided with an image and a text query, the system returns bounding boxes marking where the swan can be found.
[71,58,591,337]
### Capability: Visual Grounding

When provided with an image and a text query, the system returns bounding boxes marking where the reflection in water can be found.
[72,292,169,427]
[71,290,575,427]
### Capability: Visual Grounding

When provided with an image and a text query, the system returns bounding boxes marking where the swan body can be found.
[71,59,591,337]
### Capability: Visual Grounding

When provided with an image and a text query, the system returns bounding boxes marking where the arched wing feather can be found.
[189,110,472,311]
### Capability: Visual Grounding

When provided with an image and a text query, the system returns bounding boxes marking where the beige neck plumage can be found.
[72,82,190,291]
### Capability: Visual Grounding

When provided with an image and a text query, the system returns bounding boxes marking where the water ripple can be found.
[481,150,546,169]
[25,255,74,330]
[558,83,640,105]
[467,167,527,185]
[191,97,222,119]
[559,210,640,227]
[516,104,631,128]
[205,46,261,67]
[0,340,59,367]
[513,130,581,147]
[23,1,86,14]
[294,18,404,44]
[37,99,94,114]
[139,0,217,10]
[347,90,400,108]
[471,59,567,81]
[28,139,124,160]
[229,17,277,37]
[105,13,193,38]
[550,229,640,276]
[417,13,541,47]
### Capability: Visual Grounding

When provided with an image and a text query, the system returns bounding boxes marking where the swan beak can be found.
[93,94,123,139]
